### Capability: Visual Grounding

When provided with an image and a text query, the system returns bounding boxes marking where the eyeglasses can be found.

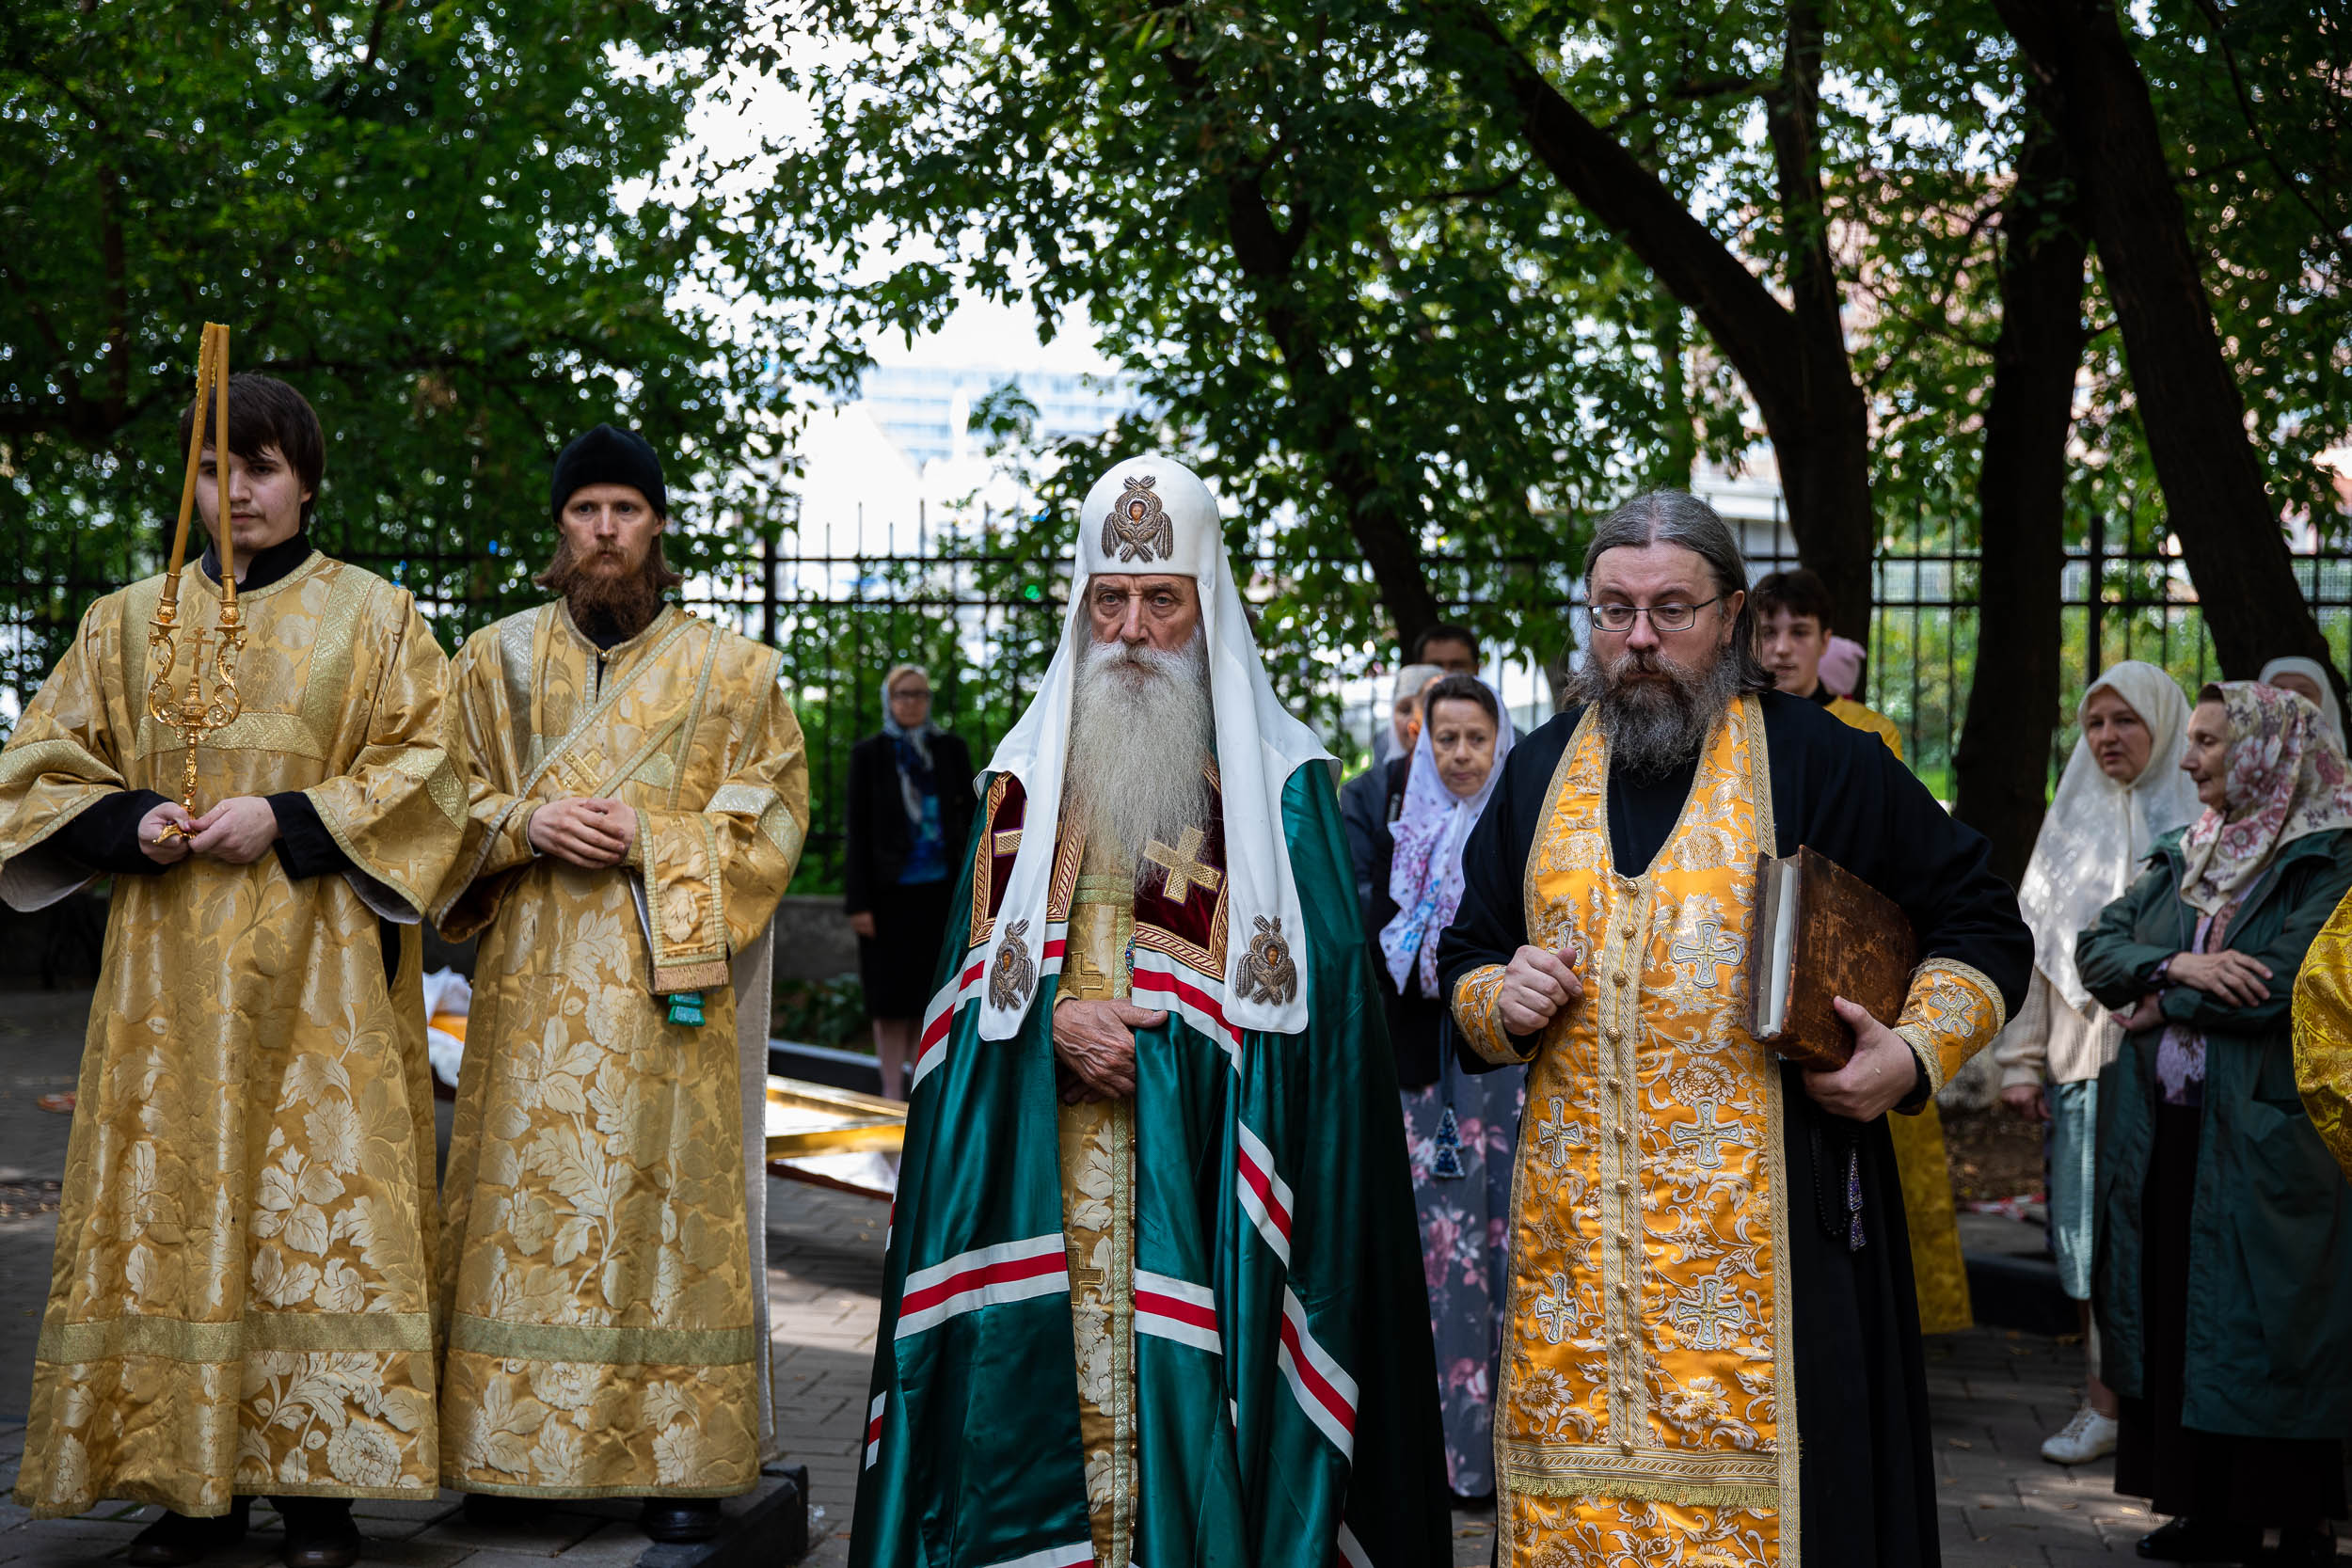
[1589,596,1722,633]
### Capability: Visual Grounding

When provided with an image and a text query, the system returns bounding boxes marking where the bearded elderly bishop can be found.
[1438,491,2030,1567]
[851,458,1448,1568]
[430,426,808,1541]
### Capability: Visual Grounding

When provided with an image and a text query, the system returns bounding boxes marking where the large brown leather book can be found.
[1744,846,1917,1071]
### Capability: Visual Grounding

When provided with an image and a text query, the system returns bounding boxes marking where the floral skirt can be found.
[1400,1063,1526,1498]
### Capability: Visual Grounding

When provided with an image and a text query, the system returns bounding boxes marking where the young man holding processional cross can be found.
[0,370,468,1567]
[430,425,808,1544]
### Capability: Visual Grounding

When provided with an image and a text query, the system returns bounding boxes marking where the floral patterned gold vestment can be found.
[1451,699,2005,1564]
[0,554,466,1517]
[434,602,807,1497]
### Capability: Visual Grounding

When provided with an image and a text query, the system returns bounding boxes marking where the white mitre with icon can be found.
[975,455,1332,1040]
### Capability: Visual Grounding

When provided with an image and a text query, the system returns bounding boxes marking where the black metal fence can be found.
[8,503,2352,890]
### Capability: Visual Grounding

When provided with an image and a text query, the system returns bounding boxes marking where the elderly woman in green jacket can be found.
[2078,680,2352,1567]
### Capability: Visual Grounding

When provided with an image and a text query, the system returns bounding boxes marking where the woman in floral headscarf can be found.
[2077,681,2352,1566]
[1363,673,1517,1505]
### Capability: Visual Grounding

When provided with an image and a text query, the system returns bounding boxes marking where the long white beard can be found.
[1063,632,1215,865]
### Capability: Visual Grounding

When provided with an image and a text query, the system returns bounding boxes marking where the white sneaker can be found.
[2040,1404,2119,1465]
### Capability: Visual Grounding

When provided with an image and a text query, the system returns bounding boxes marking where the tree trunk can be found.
[1160,43,1445,652]
[1423,0,1878,630]
[1650,292,1696,491]
[1951,89,2090,888]
[1760,0,1877,634]
[1994,0,2338,689]
[1216,175,1443,649]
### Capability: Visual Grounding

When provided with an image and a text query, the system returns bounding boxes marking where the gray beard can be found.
[1570,642,1743,778]
[1062,633,1215,865]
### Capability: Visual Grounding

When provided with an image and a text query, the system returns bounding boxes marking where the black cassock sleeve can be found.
[56,788,175,876]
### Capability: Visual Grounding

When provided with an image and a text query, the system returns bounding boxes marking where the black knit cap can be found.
[551,423,666,520]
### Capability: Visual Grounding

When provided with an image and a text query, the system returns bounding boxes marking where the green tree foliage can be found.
[2069,0,2352,542]
[0,0,809,705]
[758,0,1749,674]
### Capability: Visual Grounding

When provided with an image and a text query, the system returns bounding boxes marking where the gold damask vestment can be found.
[2295,887,2352,1179]
[0,554,465,1517]
[1451,699,2003,1564]
[434,602,807,1497]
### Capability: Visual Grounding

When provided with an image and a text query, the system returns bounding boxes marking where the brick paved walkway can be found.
[1927,1327,2161,1565]
[763,1180,886,1567]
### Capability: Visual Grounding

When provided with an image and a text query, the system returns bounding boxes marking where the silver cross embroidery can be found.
[1669,1099,1744,1171]
[1671,1275,1744,1352]
[1668,915,1742,990]
[1534,1097,1578,1169]
[1534,1271,1575,1344]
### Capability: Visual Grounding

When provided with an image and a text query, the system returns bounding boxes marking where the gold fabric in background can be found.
[2294,885,2352,1180]
[433,603,807,1497]
[1886,1103,1973,1335]
[0,556,464,1517]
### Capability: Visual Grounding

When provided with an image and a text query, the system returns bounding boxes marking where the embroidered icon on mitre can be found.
[1101,474,1175,563]
[989,917,1037,1010]
[1233,913,1298,1006]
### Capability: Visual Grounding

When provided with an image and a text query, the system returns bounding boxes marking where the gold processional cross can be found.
[1142,827,1222,904]
[145,322,245,841]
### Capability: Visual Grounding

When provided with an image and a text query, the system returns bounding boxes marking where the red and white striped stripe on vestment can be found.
[1131,950,1244,1071]
[909,933,1069,1095]
[977,1543,1095,1568]
[1278,1285,1360,1459]
[903,933,1359,1457]
[865,1391,884,1469]
[894,1235,1070,1340]
[1134,1270,1221,1355]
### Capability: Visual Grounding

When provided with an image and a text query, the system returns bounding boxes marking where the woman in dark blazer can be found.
[844,665,975,1098]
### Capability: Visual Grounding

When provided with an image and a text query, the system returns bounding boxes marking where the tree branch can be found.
[2185,0,2352,274]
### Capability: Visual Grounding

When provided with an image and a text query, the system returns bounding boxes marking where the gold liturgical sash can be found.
[1481,696,1799,1558]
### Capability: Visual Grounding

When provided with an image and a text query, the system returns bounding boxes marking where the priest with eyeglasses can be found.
[1438,490,2030,1566]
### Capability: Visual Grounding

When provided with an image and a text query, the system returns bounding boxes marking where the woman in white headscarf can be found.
[2259,657,2345,752]
[1994,660,2201,1465]
[1365,673,1516,1505]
